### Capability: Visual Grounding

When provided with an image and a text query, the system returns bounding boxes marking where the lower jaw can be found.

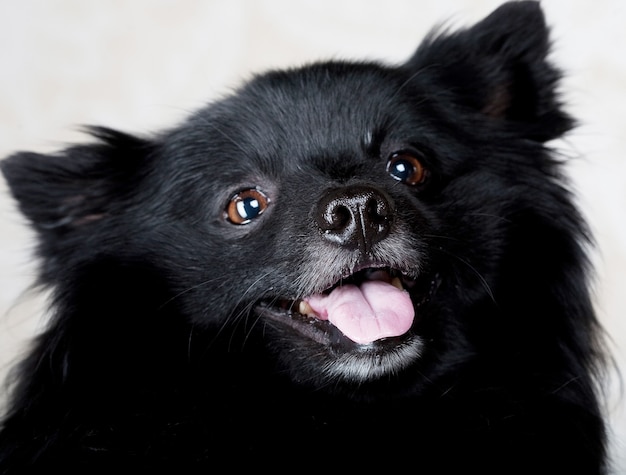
[256,305,425,382]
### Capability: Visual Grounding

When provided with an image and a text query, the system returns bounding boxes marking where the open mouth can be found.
[257,265,437,348]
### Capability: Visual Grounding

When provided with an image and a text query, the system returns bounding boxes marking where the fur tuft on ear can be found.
[1,127,151,233]
[406,1,573,141]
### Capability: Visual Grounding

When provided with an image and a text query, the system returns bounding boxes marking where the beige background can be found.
[0,0,624,471]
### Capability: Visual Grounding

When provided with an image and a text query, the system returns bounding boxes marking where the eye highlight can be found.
[386,152,427,186]
[225,188,270,225]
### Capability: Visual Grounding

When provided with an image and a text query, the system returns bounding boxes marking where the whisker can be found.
[222,270,277,349]
[388,65,434,102]
[194,115,251,156]
[240,294,284,348]
[435,247,496,303]
[463,212,513,225]
[157,277,224,311]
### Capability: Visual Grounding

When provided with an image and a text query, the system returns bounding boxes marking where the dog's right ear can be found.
[1,127,152,235]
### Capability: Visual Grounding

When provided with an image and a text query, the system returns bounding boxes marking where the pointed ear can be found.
[406,1,573,141]
[1,127,151,233]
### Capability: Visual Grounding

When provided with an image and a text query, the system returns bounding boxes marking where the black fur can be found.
[0,2,608,473]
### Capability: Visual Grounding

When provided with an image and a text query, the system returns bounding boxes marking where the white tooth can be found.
[391,277,404,290]
[299,300,315,316]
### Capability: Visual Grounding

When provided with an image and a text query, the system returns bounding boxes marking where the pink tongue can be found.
[305,281,414,344]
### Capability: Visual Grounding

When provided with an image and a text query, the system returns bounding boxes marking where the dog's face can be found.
[184,65,443,383]
[2,2,577,392]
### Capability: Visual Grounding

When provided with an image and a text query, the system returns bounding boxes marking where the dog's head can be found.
[2,3,587,391]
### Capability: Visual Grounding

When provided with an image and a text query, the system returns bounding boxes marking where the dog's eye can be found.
[386,152,427,185]
[225,188,270,225]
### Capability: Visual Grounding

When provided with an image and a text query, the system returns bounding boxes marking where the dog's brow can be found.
[362,127,386,158]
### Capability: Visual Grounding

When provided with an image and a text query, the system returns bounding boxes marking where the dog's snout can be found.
[315,186,393,253]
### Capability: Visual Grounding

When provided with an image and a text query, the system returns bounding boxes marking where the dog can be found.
[0,1,609,473]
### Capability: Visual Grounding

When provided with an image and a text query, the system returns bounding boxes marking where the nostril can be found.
[366,195,390,223]
[322,203,351,231]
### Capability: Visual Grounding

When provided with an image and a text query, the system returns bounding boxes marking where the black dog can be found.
[0,2,609,473]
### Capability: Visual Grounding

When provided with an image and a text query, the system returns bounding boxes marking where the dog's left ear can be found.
[406,1,572,141]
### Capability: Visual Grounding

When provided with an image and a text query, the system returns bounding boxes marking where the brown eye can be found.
[225,188,270,225]
[386,152,427,185]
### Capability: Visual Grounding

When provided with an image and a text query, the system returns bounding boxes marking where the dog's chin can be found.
[255,270,438,383]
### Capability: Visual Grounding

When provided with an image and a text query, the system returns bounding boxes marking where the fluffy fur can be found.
[0,2,608,473]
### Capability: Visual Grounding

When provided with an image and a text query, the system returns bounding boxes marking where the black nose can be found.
[315,186,393,253]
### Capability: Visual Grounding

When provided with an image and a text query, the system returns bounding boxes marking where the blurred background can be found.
[0,0,624,471]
